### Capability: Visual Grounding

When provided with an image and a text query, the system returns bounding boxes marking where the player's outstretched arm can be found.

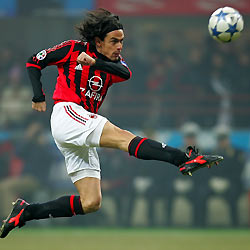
[26,40,74,109]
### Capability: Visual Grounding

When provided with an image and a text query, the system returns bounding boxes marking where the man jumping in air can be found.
[0,8,223,238]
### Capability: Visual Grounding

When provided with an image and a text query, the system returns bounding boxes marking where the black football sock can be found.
[23,195,84,221]
[128,136,187,167]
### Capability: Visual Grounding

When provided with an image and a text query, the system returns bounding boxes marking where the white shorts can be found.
[50,102,108,183]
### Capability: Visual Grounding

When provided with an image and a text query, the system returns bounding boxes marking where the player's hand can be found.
[32,101,46,112]
[77,52,96,66]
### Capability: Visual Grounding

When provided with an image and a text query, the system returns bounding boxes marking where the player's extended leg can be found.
[100,121,189,166]
[100,121,223,175]
[0,177,101,238]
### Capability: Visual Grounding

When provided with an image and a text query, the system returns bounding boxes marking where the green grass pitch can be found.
[1,228,250,250]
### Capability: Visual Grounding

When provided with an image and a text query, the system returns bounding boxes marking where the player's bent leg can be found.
[0,176,102,238]
[99,120,136,152]
[74,177,102,214]
[0,194,87,238]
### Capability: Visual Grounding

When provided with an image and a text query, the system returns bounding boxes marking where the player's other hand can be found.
[77,52,96,66]
[32,101,46,112]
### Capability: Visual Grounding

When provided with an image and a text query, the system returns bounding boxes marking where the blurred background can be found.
[0,0,250,231]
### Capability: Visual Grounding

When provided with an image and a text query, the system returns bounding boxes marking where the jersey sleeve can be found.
[93,56,132,83]
[26,40,74,102]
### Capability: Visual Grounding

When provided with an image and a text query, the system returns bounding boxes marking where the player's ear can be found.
[94,37,102,48]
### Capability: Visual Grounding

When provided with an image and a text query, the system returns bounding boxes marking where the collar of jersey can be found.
[90,44,120,63]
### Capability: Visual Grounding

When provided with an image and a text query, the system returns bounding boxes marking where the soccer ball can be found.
[208,6,244,42]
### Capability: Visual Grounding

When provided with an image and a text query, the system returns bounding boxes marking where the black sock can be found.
[23,195,84,221]
[128,136,187,167]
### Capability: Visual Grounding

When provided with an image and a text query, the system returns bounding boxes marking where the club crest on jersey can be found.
[88,76,103,92]
[36,50,47,60]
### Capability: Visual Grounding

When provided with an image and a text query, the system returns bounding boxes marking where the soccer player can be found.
[0,8,223,238]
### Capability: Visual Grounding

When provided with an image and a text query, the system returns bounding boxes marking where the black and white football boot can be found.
[179,146,224,176]
[0,198,29,238]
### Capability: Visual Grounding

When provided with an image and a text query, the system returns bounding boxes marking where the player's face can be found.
[96,29,124,61]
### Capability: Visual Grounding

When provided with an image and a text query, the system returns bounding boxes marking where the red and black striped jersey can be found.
[26,40,132,114]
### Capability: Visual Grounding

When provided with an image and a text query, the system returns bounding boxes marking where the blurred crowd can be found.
[110,18,250,129]
[0,15,250,228]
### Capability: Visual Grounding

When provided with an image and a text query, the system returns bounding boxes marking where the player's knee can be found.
[81,196,102,213]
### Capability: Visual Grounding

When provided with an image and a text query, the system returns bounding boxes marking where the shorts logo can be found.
[88,114,97,119]
[88,76,103,92]
[36,50,47,60]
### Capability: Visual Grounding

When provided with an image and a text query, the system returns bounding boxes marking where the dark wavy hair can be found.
[76,8,123,46]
